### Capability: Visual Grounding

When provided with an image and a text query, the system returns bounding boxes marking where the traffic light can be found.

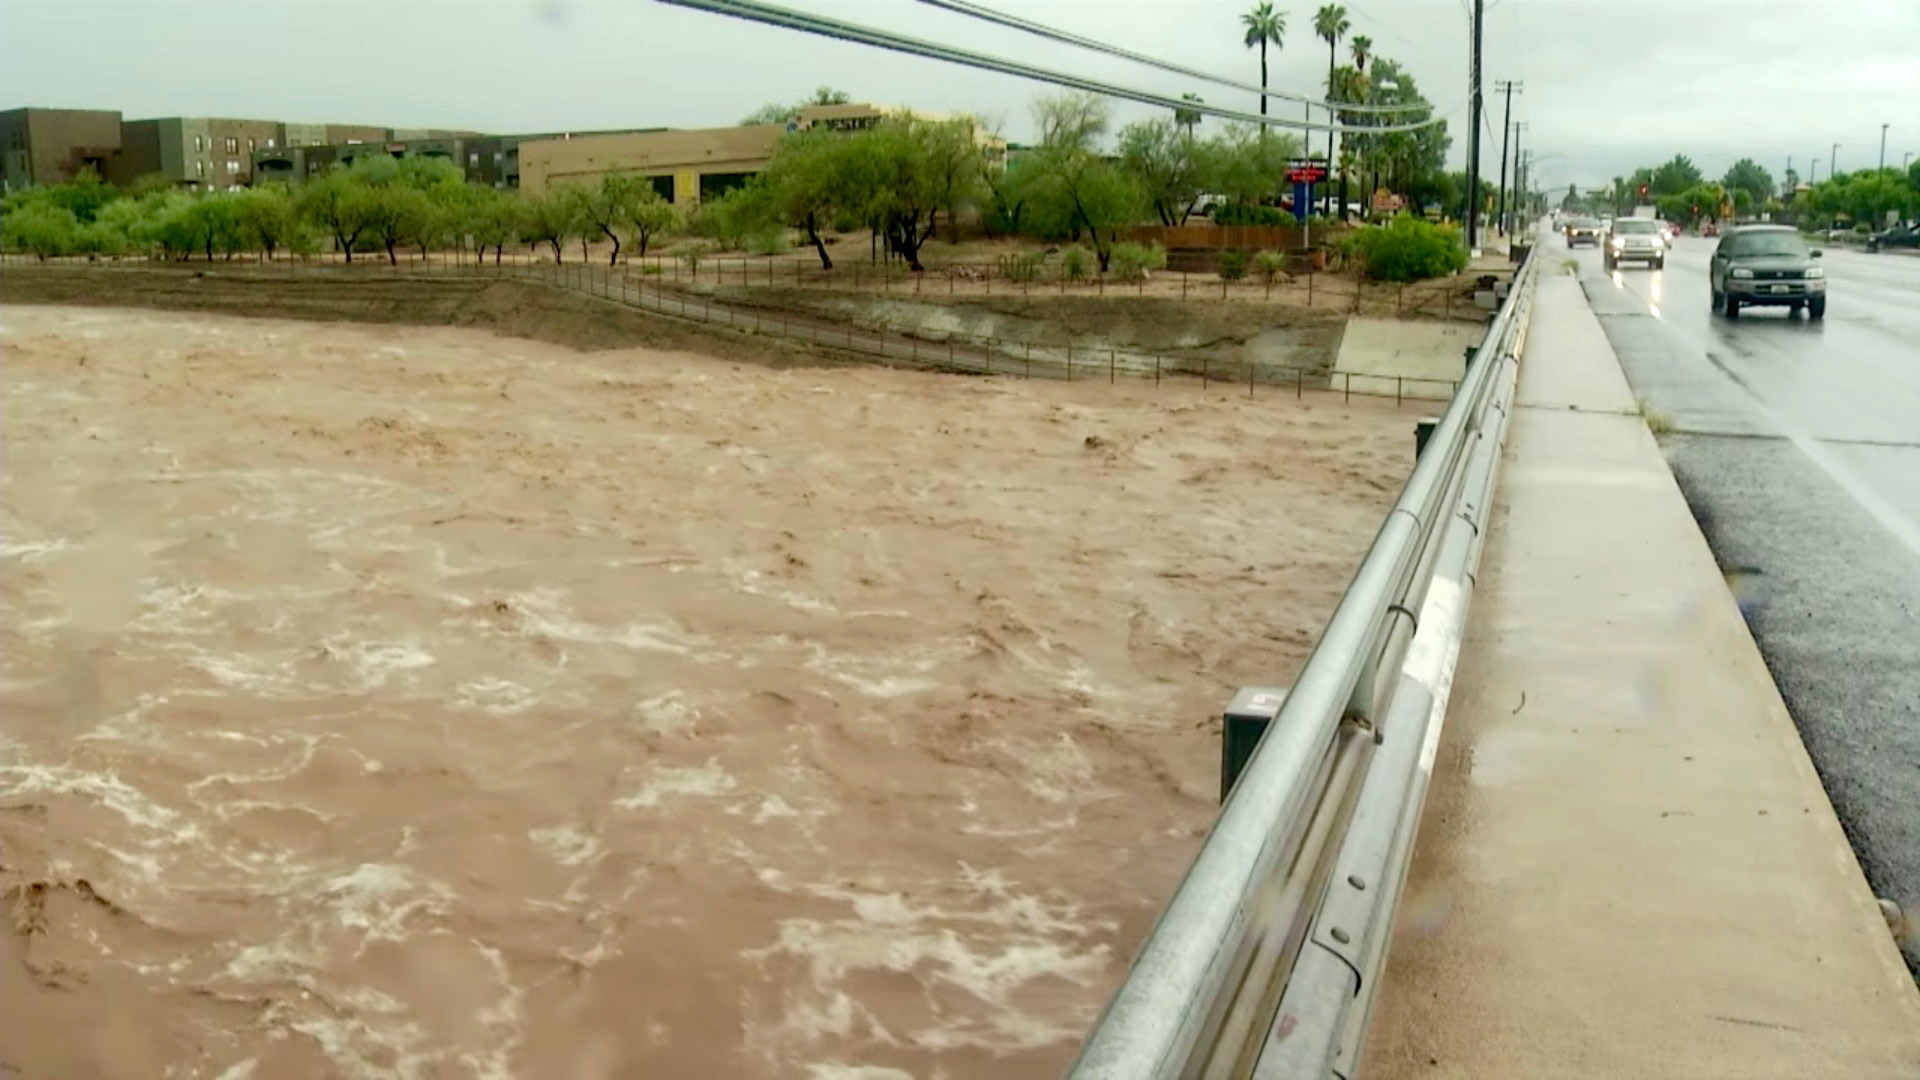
[1638,184,1649,198]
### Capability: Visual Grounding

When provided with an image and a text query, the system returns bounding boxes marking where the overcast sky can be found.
[3,0,1916,191]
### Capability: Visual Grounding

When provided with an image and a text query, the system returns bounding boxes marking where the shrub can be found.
[1109,241,1166,282]
[746,228,790,256]
[680,242,714,273]
[831,210,862,234]
[1218,249,1248,281]
[1213,203,1287,227]
[1002,250,1046,283]
[1061,246,1093,281]
[1350,214,1468,282]
[1253,249,1287,284]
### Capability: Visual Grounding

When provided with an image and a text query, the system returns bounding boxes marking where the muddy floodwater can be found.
[1,304,1406,1078]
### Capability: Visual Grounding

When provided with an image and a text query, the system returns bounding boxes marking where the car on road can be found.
[1604,218,1667,270]
[1709,225,1826,320]
[1865,223,1919,253]
[1564,217,1602,247]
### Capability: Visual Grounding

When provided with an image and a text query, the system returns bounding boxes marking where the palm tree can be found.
[1241,2,1286,118]
[1174,93,1204,136]
[1314,5,1350,211]
[1351,34,1372,73]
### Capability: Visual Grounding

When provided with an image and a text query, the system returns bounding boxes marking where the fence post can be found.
[1026,341,1032,379]
[1397,376,1403,406]
[1067,343,1073,381]
[1110,348,1115,384]
[1248,360,1255,398]
[1308,271,1314,306]
[1296,367,1303,399]
[1182,271,1188,299]
[1203,358,1210,389]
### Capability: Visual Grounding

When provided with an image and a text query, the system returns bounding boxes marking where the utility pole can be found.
[1494,80,1521,236]
[1466,0,1485,251]
[1510,122,1526,226]
[1831,142,1840,178]
[1881,123,1890,171]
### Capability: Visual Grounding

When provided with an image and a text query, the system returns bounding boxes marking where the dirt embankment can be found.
[713,287,1351,378]
[0,265,850,368]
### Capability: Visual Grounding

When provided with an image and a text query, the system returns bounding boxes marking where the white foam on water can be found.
[211,1059,258,1080]
[614,760,737,809]
[806,1066,916,1080]
[455,677,537,716]
[0,762,201,843]
[507,588,711,657]
[731,566,840,615]
[633,691,697,735]
[752,795,801,824]
[313,863,454,945]
[0,537,70,562]
[528,824,601,867]
[745,866,1116,1055]
[317,636,436,691]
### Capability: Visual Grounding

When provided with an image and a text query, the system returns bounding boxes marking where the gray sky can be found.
[3,0,1916,190]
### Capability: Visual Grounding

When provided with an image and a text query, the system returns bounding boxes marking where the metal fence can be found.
[1067,245,1541,1080]
[2,247,1491,322]
[2,253,1470,404]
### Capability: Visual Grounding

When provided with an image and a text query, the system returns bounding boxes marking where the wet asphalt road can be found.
[1572,236,1920,969]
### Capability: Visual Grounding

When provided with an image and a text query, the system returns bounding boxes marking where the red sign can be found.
[1286,164,1327,184]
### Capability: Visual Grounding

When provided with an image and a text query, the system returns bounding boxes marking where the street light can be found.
[1810,158,1821,183]
[1882,123,1891,171]
[1831,142,1840,178]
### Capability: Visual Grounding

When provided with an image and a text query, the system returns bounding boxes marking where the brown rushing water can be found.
[0,304,1405,1078]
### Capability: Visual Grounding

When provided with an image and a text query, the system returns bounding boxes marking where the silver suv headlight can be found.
[1731,268,1755,279]
[1804,266,1824,279]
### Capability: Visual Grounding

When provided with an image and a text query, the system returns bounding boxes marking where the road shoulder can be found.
[1362,272,1920,1079]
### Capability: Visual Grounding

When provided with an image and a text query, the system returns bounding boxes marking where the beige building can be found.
[517,103,1005,203]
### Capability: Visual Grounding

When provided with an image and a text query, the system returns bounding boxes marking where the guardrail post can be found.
[1221,688,1290,801]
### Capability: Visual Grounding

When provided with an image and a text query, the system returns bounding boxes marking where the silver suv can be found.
[1604,218,1667,271]
[1709,225,1826,320]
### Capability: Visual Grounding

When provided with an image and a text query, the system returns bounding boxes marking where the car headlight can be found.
[1804,267,1824,279]
[1610,237,1625,248]
[1731,268,1754,279]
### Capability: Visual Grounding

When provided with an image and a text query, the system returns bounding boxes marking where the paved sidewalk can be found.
[1361,273,1920,1078]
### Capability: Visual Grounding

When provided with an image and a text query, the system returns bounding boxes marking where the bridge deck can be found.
[1361,274,1920,1077]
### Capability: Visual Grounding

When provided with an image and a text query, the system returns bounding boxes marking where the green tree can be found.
[741,85,851,126]
[235,183,300,260]
[760,130,846,267]
[1024,96,1141,270]
[465,186,523,265]
[1721,158,1774,208]
[1651,155,1703,197]
[1241,2,1286,117]
[835,118,983,270]
[2,202,79,258]
[520,189,580,262]
[1350,33,1372,72]
[1211,120,1302,207]
[571,174,652,265]
[297,166,373,261]
[1119,117,1216,225]
[624,186,679,260]
[1314,5,1350,184]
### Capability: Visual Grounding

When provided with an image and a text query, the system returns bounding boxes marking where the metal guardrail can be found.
[1068,246,1541,1080]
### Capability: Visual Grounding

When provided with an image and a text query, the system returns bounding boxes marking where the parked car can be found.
[1709,225,1826,320]
[1564,217,1602,247]
[1866,223,1919,252]
[1604,218,1668,270]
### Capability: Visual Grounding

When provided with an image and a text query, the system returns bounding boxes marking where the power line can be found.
[657,0,1459,136]
[913,0,1427,115]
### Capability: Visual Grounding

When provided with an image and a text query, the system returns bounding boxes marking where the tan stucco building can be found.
[517,103,1005,204]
